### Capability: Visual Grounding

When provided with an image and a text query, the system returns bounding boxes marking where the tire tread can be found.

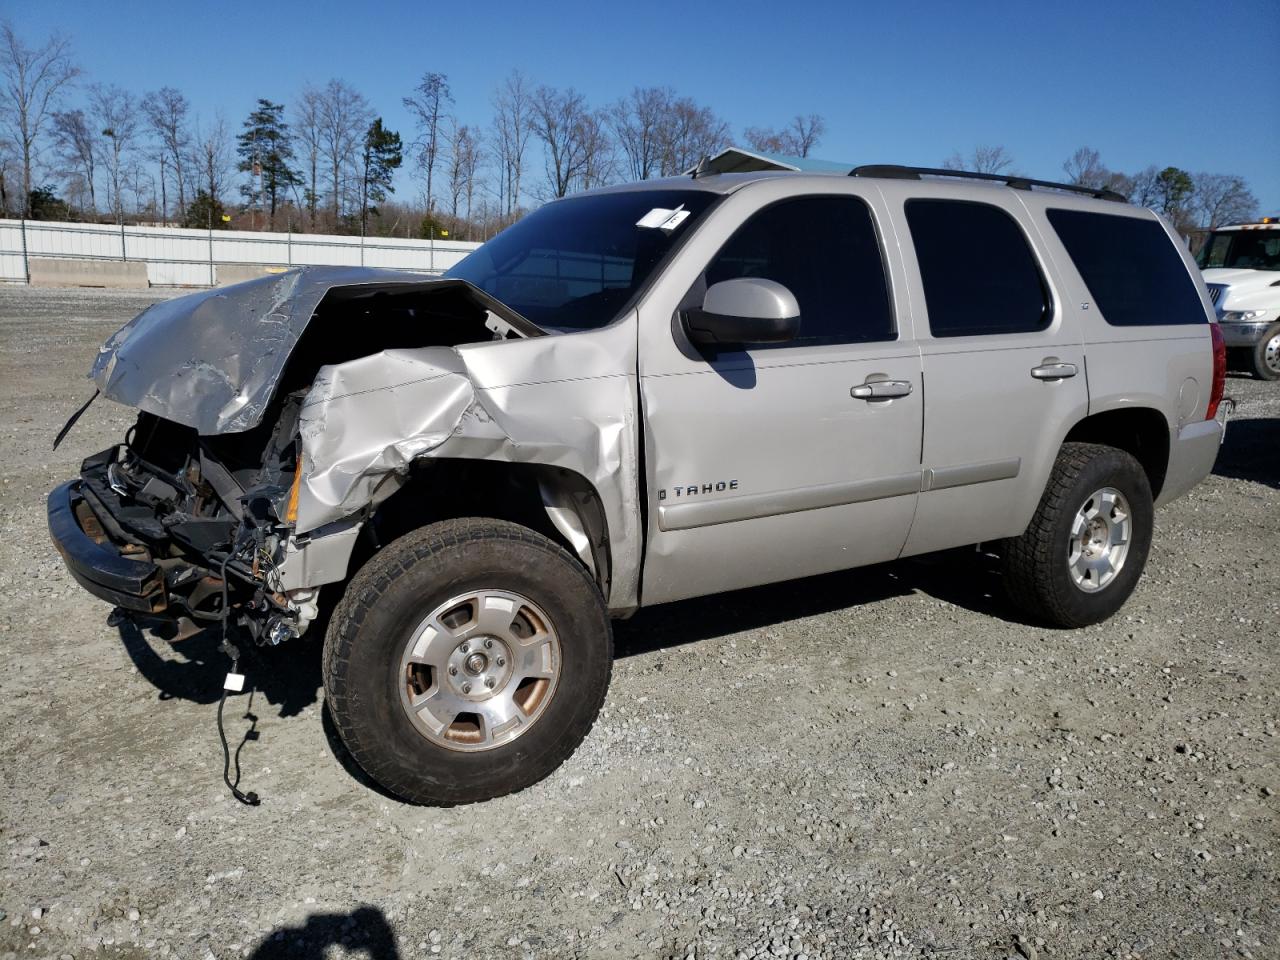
[322,518,612,806]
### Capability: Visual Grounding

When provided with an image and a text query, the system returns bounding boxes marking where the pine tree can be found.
[359,117,402,236]
[236,99,300,229]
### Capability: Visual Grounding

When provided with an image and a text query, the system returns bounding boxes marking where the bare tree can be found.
[316,79,371,228]
[192,112,232,212]
[1062,146,1110,189]
[1124,165,1161,208]
[51,108,97,212]
[609,86,670,180]
[657,97,728,175]
[943,145,1013,174]
[403,72,452,215]
[1193,173,1257,230]
[445,121,482,236]
[140,87,191,220]
[127,157,155,218]
[530,85,591,198]
[462,129,482,236]
[0,137,18,215]
[490,70,531,215]
[90,84,138,224]
[293,85,324,227]
[0,22,80,217]
[576,108,614,191]
[445,118,467,224]
[743,114,825,158]
[782,114,826,157]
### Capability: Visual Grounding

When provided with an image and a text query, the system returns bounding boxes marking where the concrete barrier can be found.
[215,264,289,286]
[29,258,148,289]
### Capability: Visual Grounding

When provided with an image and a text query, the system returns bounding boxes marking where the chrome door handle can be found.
[1030,361,1078,381]
[851,379,913,400]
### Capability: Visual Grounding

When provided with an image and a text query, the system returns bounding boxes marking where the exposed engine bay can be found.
[67,269,537,644]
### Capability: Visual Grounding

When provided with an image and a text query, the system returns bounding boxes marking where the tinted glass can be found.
[1047,209,1208,326]
[1197,229,1280,271]
[446,190,717,332]
[704,195,894,347]
[905,199,1049,337]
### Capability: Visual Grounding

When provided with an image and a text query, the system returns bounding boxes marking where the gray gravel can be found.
[1,285,1277,960]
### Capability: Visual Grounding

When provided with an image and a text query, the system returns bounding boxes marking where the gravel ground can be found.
[0,285,1276,960]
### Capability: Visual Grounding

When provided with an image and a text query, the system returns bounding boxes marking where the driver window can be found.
[703,195,895,347]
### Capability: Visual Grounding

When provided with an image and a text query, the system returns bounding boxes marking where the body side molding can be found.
[657,457,1023,532]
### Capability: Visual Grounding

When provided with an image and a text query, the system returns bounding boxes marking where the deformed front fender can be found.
[290,318,642,612]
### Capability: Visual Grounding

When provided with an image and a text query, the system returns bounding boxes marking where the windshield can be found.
[446,189,718,332]
[1198,229,1280,271]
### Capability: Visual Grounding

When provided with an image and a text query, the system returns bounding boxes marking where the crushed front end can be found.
[46,266,543,645]
[49,404,317,644]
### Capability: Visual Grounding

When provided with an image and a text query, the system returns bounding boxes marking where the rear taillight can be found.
[1206,323,1226,420]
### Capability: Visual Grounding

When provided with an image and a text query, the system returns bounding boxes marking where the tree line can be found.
[945,144,1258,238]
[0,20,1261,244]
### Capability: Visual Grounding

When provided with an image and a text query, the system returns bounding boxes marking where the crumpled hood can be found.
[90,265,535,434]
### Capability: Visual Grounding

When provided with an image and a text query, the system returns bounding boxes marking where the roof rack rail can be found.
[850,164,1128,203]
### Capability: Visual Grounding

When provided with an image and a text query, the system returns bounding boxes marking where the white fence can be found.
[0,218,483,286]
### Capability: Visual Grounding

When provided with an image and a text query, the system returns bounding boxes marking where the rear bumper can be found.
[47,480,167,613]
[1156,418,1223,507]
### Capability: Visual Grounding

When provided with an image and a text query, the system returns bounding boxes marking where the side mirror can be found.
[683,278,800,346]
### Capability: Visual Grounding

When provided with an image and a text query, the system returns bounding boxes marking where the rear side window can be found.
[705,195,894,347]
[905,199,1050,337]
[1046,209,1207,326]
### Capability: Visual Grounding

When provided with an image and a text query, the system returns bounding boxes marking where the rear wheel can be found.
[323,518,612,805]
[1003,442,1154,628]
[1250,323,1280,380]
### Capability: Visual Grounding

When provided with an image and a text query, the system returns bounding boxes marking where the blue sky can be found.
[8,0,1280,212]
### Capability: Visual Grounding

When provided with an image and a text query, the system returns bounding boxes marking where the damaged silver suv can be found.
[49,156,1226,805]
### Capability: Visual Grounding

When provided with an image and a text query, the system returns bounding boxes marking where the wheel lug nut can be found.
[460,642,469,654]
[484,677,495,689]
[462,682,472,694]
[496,657,506,667]
[448,665,458,676]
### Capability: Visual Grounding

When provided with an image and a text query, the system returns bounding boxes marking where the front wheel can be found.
[1249,323,1280,380]
[323,518,613,805]
[1002,442,1154,628]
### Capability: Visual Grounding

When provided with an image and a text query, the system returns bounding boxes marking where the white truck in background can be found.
[1199,217,1280,380]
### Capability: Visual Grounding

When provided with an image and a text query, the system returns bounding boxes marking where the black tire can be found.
[323,518,612,805]
[1002,442,1154,628]
[1249,323,1280,380]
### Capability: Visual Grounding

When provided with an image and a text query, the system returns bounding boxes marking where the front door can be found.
[638,185,924,606]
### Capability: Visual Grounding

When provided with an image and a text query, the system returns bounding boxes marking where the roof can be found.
[686,147,855,175]
[576,148,1130,204]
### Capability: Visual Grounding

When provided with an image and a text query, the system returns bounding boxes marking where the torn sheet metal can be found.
[292,316,644,611]
[90,266,539,435]
[294,346,504,526]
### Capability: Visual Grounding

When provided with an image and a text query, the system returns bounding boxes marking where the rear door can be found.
[883,187,1090,556]
[636,182,924,605]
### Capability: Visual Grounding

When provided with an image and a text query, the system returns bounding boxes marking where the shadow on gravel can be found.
[247,905,401,959]
[1213,416,1280,489]
[319,702,408,804]
[615,546,1037,659]
[116,618,322,717]
[116,545,1039,710]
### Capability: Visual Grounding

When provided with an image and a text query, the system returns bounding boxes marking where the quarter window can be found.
[703,195,894,347]
[905,199,1050,337]
[1048,209,1209,326]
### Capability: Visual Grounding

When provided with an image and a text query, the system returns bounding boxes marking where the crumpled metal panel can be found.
[294,346,504,525]
[90,266,529,434]
[293,317,643,610]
